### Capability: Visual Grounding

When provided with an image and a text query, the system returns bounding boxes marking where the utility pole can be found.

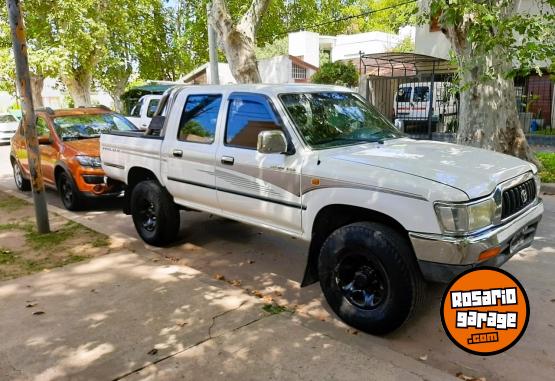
[6,0,50,234]
[207,2,220,85]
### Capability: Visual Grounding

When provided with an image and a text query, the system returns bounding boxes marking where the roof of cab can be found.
[168,83,354,95]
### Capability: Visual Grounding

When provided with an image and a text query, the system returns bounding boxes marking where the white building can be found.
[288,27,415,67]
[179,55,319,85]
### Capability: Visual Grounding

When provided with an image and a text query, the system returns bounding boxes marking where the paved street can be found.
[1,144,554,380]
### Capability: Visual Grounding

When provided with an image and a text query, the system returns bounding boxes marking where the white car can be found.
[0,113,19,145]
[127,94,163,130]
[394,82,457,129]
[101,84,543,335]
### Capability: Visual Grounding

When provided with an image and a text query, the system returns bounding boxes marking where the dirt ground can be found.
[0,192,111,281]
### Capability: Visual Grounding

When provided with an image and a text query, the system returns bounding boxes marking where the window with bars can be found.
[292,64,307,80]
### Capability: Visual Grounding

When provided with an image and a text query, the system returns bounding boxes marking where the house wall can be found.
[330,31,407,62]
[259,56,291,83]
[206,63,237,84]
[288,31,321,68]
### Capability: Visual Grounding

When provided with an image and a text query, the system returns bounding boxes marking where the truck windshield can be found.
[280,92,403,149]
[54,113,138,140]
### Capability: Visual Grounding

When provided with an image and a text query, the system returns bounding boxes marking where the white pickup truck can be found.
[101,84,543,334]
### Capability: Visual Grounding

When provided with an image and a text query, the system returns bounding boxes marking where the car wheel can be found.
[318,222,425,335]
[57,171,83,211]
[130,180,180,246]
[12,160,31,191]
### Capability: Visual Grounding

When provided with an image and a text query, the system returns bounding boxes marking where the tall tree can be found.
[424,0,554,162]
[210,0,271,83]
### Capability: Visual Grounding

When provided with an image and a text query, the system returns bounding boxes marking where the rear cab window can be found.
[177,94,222,144]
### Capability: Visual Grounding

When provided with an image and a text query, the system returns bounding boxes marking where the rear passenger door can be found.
[164,92,223,212]
[215,93,302,233]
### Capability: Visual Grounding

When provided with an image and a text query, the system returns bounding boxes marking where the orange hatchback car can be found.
[10,107,138,210]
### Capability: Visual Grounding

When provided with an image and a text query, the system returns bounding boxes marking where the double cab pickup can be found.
[101,84,543,334]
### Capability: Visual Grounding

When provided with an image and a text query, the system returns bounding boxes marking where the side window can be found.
[413,86,430,102]
[146,99,160,118]
[225,97,281,149]
[36,117,50,138]
[177,94,222,144]
[130,99,143,117]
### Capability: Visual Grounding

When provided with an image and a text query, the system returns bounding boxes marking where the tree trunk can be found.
[210,0,270,84]
[455,58,536,163]
[441,4,537,164]
[62,70,92,107]
[30,75,44,109]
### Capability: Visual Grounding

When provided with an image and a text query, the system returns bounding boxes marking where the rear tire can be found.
[130,180,180,246]
[318,222,424,335]
[12,159,31,191]
[57,171,84,211]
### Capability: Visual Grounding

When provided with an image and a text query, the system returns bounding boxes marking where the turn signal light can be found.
[478,247,502,262]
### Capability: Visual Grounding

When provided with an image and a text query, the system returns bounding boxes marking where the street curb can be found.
[541,183,555,195]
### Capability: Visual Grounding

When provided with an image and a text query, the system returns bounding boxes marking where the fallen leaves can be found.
[25,303,37,308]
[419,354,428,361]
[456,372,486,381]
[147,348,158,356]
[32,311,45,316]
[213,273,225,281]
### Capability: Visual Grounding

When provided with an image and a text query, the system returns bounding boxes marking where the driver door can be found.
[215,93,302,233]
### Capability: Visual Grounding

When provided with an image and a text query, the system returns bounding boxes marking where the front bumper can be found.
[410,198,544,283]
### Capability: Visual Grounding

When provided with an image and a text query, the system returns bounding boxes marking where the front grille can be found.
[82,175,105,185]
[501,179,536,219]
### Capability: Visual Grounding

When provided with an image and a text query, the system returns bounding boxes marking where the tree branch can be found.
[238,0,271,38]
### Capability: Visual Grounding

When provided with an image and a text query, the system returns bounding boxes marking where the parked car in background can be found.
[127,94,163,130]
[101,84,543,335]
[393,82,457,130]
[0,113,19,145]
[10,107,138,210]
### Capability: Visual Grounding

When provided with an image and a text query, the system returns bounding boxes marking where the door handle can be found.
[172,149,183,158]
[221,156,234,165]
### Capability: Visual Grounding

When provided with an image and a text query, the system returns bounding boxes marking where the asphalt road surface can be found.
[1,144,554,380]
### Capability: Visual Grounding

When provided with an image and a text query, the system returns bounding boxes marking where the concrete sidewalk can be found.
[0,249,455,381]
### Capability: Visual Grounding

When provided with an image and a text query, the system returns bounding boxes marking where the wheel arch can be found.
[301,204,413,287]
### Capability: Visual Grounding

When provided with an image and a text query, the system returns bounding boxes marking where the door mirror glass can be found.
[257,130,287,154]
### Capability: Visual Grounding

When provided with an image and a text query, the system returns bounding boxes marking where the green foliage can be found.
[422,0,555,83]
[255,37,288,60]
[311,61,359,87]
[537,152,555,183]
[391,36,414,53]
[262,304,292,315]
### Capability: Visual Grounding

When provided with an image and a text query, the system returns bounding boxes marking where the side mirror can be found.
[38,136,51,145]
[257,130,288,154]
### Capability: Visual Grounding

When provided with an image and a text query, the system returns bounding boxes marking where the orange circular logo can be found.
[441,267,529,356]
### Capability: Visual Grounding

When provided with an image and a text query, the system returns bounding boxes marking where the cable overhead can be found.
[259,0,418,39]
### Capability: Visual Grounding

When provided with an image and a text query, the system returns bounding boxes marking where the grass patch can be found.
[0,249,16,265]
[91,236,110,248]
[24,221,82,250]
[0,223,22,231]
[0,196,29,212]
[537,152,555,183]
[262,304,292,315]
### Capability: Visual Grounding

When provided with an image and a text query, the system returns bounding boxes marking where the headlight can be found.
[75,156,102,168]
[435,198,496,234]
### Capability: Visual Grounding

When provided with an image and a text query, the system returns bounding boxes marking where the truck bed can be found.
[100,131,163,185]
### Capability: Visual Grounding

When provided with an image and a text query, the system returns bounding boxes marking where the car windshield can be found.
[53,113,137,140]
[280,92,403,149]
[0,114,17,123]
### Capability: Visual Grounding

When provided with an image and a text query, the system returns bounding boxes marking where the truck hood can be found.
[324,138,533,199]
[63,138,100,157]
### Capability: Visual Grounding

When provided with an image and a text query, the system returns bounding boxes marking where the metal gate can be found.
[359,52,459,140]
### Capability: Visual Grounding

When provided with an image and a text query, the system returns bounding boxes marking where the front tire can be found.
[318,222,424,335]
[12,159,31,191]
[130,180,180,246]
[57,171,84,211]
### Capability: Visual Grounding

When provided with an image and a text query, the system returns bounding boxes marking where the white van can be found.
[393,82,457,128]
[127,94,163,130]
